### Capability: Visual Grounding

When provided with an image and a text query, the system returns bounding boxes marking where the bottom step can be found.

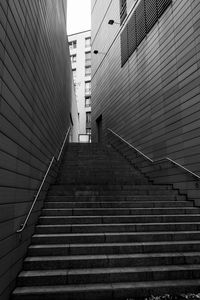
[12,279,200,300]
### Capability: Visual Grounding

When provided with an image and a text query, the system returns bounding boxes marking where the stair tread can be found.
[25,252,200,261]
[33,230,200,237]
[12,279,200,294]
[39,214,200,218]
[44,201,190,204]
[29,240,200,248]
[43,207,195,210]
[42,208,197,211]
[36,221,200,227]
[47,195,180,197]
[19,264,200,277]
[50,184,172,189]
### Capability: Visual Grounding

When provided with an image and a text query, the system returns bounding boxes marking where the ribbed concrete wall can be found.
[91,0,200,176]
[0,1,77,298]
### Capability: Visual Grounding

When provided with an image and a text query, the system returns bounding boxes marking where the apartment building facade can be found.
[68,30,92,142]
[91,0,200,176]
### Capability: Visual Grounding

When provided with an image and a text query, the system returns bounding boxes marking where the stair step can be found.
[32,230,200,244]
[41,207,199,216]
[28,241,200,256]
[39,214,200,225]
[58,170,142,175]
[46,194,186,202]
[48,190,179,196]
[12,144,200,299]
[44,201,192,209]
[51,184,173,192]
[12,279,200,300]
[48,188,178,196]
[23,252,200,270]
[36,222,200,234]
[50,184,173,191]
[51,184,158,191]
[17,264,200,286]
[45,208,198,216]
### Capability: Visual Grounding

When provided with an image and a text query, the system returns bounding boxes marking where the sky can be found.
[67,0,91,35]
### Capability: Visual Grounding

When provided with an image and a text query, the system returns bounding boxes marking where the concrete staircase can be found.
[12,143,200,299]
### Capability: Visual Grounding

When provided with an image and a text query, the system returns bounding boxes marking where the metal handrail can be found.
[108,128,200,180]
[17,127,71,233]
[57,127,71,161]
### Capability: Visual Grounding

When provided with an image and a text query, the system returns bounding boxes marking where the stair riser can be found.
[39,215,200,225]
[51,184,154,191]
[50,183,174,194]
[56,177,145,183]
[50,185,173,191]
[44,201,192,209]
[31,232,200,244]
[41,208,198,216]
[17,268,200,286]
[23,255,200,270]
[17,275,67,287]
[45,195,186,202]
[56,178,148,184]
[65,242,200,256]
[48,190,178,196]
[61,163,133,166]
[61,175,142,180]
[35,223,200,234]
[57,171,142,177]
[28,242,200,256]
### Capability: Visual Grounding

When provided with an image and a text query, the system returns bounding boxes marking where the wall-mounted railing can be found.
[108,128,200,181]
[17,127,71,233]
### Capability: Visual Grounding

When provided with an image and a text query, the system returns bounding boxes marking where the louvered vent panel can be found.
[136,0,146,46]
[120,1,127,24]
[145,0,158,33]
[128,12,137,57]
[157,0,172,18]
[121,0,173,67]
[121,25,129,67]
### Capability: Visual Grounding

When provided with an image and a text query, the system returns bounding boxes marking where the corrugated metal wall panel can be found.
[0,1,73,299]
[92,0,200,179]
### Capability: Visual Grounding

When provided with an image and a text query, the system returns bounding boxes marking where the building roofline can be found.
[68,29,91,37]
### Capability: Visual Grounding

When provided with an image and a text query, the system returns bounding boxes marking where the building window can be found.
[86,128,92,142]
[85,66,91,76]
[86,128,91,135]
[85,51,91,63]
[71,54,76,63]
[85,96,91,107]
[72,68,76,81]
[85,81,91,95]
[85,37,91,48]
[69,40,77,50]
[86,112,91,124]
[120,0,127,24]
